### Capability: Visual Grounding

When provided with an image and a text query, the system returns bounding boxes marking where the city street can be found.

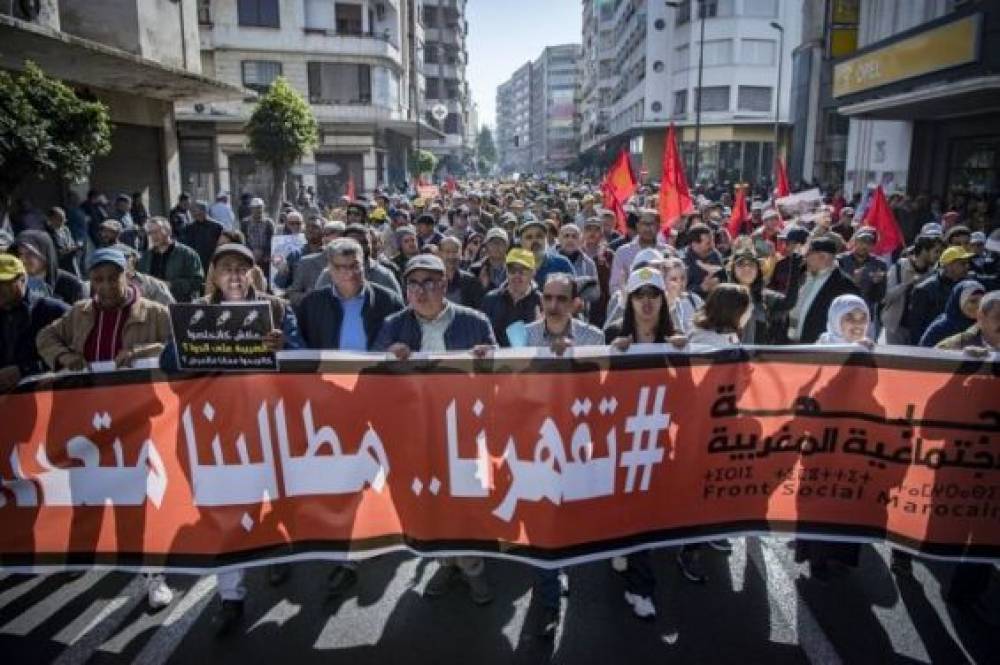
[2,538,997,664]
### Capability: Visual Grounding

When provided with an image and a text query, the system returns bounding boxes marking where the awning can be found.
[0,14,246,101]
[837,75,1000,120]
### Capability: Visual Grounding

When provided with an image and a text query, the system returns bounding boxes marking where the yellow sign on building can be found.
[833,14,980,98]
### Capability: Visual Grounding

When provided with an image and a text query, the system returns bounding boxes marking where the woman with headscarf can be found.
[918,280,985,348]
[795,294,873,580]
[14,230,85,305]
[661,256,702,335]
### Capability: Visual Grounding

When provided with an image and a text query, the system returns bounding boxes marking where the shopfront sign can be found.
[833,14,980,98]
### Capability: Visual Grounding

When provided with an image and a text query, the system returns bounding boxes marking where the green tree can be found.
[476,126,497,168]
[246,77,318,217]
[409,149,437,180]
[0,62,112,225]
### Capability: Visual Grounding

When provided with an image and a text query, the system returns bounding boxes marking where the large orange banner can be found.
[1,347,998,571]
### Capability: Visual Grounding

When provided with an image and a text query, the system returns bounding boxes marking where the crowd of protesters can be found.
[1,177,998,637]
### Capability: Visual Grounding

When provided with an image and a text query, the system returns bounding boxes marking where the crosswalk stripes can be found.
[0,574,47,610]
[50,575,146,665]
[0,571,109,637]
[129,574,217,665]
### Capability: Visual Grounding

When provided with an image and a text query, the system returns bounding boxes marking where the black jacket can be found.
[180,218,224,272]
[0,292,69,376]
[373,303,496,352]
[295,282,404,350]
[780,267,860,344]
[14,230,85,305]
[446,269,486,309]
[480,287,542,347]
[908,271,959,345]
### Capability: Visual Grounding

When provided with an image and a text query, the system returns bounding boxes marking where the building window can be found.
[307,62,371,104]
[741,39,776,66]
[242,61,283,93]
[702,39,733,66]
[737,86,772,112]
[197,0,211,25]
[673,89,687,116]
[695,86,729,112]
[444,112,462,135]
[335,2,363,34]
[674,45,689,72]
[702,0,734,17]
[675,0,691,25]
[742,0,777,17]
[304,0,334,30]
[237,0,279,28]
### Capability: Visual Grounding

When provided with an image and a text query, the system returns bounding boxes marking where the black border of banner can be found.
[2,519,997,572]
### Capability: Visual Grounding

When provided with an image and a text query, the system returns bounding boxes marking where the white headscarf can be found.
[818,294,870,344]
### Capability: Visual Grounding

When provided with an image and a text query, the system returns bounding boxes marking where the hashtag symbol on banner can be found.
[620,385,669,493]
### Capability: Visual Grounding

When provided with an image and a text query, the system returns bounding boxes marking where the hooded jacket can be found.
[919,279,983,348]
[14,230,85,306]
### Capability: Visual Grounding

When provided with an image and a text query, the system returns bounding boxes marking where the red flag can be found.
[444,175,457,194]
[346,174,356,201]
[659,124,693,231]
[861,185,904,255]
[726,185,750,238]
[774,157,790,198]
[601,148,637,234]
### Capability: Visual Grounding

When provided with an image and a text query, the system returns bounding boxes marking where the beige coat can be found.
[36,296,171,370]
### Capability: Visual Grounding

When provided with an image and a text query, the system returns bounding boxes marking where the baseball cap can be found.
[500,212,518,225]
[919,222,943,239]
[369,208,387,222]
[404,253,446,277]
[939,246,975,266]
[323,220,346,234]
[395,224,417,238]
[944,225,971,243]
[630,247,665,270]
[211,243,255,266]
[806,237,838,255]
[970,231,986,245]
[485,228,509,244]
[99,219,123,233]
[505,248,536,271]
[762,209,780,221]
[626,267,666,294]
[87,248,128,272]
[778,226,809,244]
[0,254,26,281]
[853,227,877,242]
[519,218,546,234]
[249,197,265,207]
[583,216,603,229]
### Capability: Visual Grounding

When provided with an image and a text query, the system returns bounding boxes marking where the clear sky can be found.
[466,0,582,132]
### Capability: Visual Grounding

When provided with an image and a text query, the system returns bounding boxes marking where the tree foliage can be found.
[0,61,112,221]
[409,149,437,179]
[476,126,497,165]
[246,77,318,214]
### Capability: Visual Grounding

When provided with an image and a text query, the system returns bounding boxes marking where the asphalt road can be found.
[2,537,997,664]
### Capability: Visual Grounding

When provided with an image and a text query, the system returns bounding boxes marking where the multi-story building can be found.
[176,0,438,205]
[496,44,581,174]
[579,0,801,187]
[835,0,999,237]
[496,62,534,173]
[787,0,858,191]
[419,0,473,173]
[530,44,582,173]
[0,0,240,215]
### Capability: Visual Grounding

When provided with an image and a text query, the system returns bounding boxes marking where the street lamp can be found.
[770,21,784,166]
[666,1,706,186]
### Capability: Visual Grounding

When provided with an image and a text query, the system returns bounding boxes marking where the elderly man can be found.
[786,237,860,344]
[518,219,574,288]
[373,253,496,605]
[526,272,604,350]
[609,209,669,292]
[556,223,599,308]
[240,198,276,273]
[439,235,485,308]
[481,248,542,347]
[837,227,887,332]
[138,217,204,302]
[681,223,724,299]
[316,224,401,297]
[180,201,224,272]
[283,221,342,306]
[0,254,69,392]
[473,227,509,292]
[392,225,421,275]
[580,216,615,326]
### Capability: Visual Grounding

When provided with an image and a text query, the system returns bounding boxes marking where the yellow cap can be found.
[369,208,387,222]
[0,254,26,282]
[939,245,975,266]
[413,197,426,208]
[505,248,536,271]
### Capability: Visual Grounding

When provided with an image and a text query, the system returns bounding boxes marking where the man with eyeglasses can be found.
[609,208,669,292]
[284,221,344,306]
[315,224,402,298]
[480,248,543,347]
[519,218,574,288]
[525,273,604,351]
[296,238,404,352]
[373,253,495,604]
